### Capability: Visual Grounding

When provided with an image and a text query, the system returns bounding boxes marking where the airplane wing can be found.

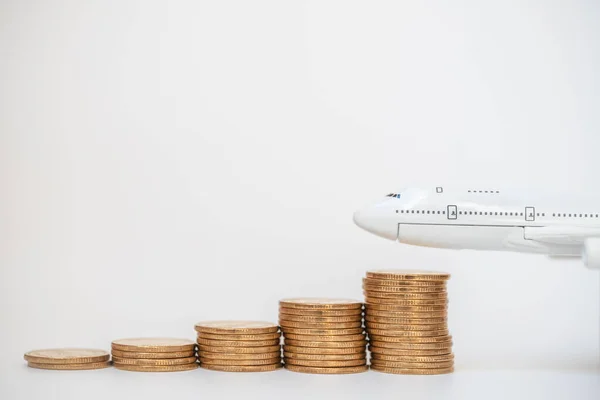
[524,226,600,246]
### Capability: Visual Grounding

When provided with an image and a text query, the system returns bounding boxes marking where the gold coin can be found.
[283,345,365,355]
[198,345,280,354]
[369,346,452,356]
[367,333,452,342]
[114,363,198,372]
[365,297,448,306]
[280,327,364,336]
[363,278,447,287]
[285,358,366,367]
[201,363,282,372]
[365,315,446,324]
[364,291,448,299]
[363,284,447,293]
[367,329,448,337]
[279,298,363,310]
[284,339,367,348]
[110,349,195,359]
[365,304,448,312]
[24,348,109,364]
[365,309,447,318]
[283,333,366,342]
[279,307,363,317]
[284,364,368,374]
[111,356,197,366]
[278,314,362,323]
[111,338,196,353]
[197,338,280,347]
[279,320,362,329]
[197,332,281,341]
[371,353,454,363]
[27,361,111,370]
[368,340,453,350]
[370,360,454,369]
[200,357,280,366]
[200,351,281,360]
[283,351,366,361]
[366,270,450,281]
[194,321,278,335]
[366,322,447,331]
[370,365,454,375]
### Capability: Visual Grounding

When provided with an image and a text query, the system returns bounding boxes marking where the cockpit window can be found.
[386,193,401,198]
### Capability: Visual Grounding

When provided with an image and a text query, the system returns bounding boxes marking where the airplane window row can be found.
[468,190,500,193]
[552,213,599,218]
[386,193,401,198]
[396,210,445,214]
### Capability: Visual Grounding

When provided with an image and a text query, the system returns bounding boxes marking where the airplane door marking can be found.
[447,205,457,220]
[525,206,535,222]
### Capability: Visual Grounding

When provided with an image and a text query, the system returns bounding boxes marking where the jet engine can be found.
[582,238,600,270]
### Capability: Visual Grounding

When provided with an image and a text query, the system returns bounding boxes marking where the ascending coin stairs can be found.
[23,269,454,375]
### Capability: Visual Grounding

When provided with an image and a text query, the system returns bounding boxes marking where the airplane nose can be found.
[353,206,398,241]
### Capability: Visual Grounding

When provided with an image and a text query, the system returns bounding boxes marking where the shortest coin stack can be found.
[279,298,368,374]
[24,348,111,370]
[195,321,282,372]
[111,338,198,372]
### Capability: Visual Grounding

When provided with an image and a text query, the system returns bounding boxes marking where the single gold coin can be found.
[366,270,450,281]
[197,332,281,341]
[198,345,280,354]
[111,349,195,359]
[365,297,448,306]
[371,353,454,363]
[111,356,197,366]
[194,321,279,335]
[197,338,280,347]
[366,322,447,331]
[365,309,447,318]
[367,329,448,337]
[370,365,454,375]
[27,361,111,370]
[369,340,453,350]
[284,364,368,374]
[278,314,362,323]
[283,345,365,355]
[279,320,362,329]
[367,333,452,342]
[284,358,366,367]
[369,346,452,356]
[201,363,282,372]
[371,359,454,369]
[363,278,447,287]
[24,348,109,365]
[365,315,446,325]
[363,284,447,293]
[283,333,366,342]
[365,303,448,312]
[279,298,363,310]
[200,357,281,366]
[284,339,367,348]
[280,327,364,336]
[279,307,363,317]
[283,351,366,361]
[114,363,198,372]
[200,351,281,360]
[111,338,196,353]
[364,290,448,299]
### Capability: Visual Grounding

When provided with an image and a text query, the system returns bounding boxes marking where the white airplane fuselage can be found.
[352,187,600,269]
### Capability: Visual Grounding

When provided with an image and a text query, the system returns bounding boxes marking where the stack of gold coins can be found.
[363,270,454,375]
[279,298,368,374]
[111,338,198,372]
[195,321,282,372]
[24,348,111,370]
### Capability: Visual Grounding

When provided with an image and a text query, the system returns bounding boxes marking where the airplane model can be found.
[352,186,600,270]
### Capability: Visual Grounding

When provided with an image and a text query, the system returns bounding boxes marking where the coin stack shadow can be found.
[195,321,283,372]
[24,348,111,370]
[111,338,198,372]
[363,270,454,375]
[279,298,368,374]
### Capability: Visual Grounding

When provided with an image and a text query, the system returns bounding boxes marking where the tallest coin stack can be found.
[363,269,454,375]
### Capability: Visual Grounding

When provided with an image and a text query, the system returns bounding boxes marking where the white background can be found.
[1,1,599,399]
